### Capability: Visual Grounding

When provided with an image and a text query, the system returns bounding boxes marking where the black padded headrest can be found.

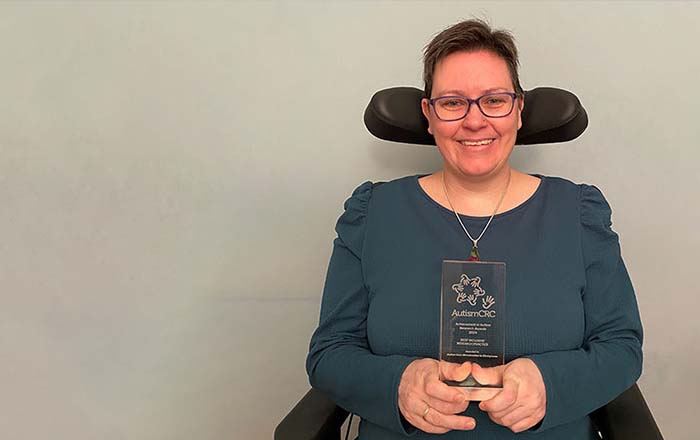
[363,87,588,146]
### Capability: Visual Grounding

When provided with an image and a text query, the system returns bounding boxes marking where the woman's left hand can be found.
[471,358,547,433]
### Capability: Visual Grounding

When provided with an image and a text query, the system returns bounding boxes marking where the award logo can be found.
[452,274,496,310]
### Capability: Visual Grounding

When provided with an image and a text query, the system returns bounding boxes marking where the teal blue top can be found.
[306,174,643,440]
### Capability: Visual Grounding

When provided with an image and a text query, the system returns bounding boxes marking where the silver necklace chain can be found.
[441,169,512,250]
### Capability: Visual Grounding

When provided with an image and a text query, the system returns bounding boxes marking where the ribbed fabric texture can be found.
[306,174,643,440]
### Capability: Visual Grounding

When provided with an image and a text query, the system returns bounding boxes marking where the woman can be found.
[306,19,642,439]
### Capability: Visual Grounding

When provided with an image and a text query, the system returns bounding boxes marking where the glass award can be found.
[440,260,506,398]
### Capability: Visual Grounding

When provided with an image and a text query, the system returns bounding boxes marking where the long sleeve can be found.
[526,184,643,432]
[306,182,420,436]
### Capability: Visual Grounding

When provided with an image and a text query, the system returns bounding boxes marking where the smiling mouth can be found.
[460,139,494,146]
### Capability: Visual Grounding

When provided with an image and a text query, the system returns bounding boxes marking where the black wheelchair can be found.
[275,86,663,440]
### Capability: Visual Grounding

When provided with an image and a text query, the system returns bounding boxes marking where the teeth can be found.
[461,139,493,146]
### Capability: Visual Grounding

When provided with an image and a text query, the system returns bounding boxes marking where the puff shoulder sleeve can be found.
[306,182,419,436]
[526,184,643,431]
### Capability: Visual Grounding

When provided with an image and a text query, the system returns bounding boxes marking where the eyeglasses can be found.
[428,92,519,121]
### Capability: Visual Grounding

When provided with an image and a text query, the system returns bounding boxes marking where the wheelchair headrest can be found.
[363,87,588,146]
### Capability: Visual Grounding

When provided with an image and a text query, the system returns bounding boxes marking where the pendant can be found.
[468,245,480,262]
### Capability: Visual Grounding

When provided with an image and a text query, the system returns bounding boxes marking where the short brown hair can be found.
[423,19,523,98]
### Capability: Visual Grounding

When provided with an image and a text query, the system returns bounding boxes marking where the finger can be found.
[423,407,476,431]
[490,404,528,427]
[399,400,451,435]
[424,394,470,415]
[399,389,466,419]
[425,375,471,404]
[479,375,518,412]
[471,363,505,386]
[400,393,432,419]
[439,360,472,383]
[407,414,450,435]
[509,413,544,433]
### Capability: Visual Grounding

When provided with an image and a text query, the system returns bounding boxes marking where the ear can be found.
[516,95,524,130]
[421,98,433,135]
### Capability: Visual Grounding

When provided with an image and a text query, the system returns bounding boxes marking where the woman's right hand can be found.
[398,359,476,434]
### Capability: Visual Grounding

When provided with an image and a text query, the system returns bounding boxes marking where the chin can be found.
[454,150,511,176]
[453,158,504,177]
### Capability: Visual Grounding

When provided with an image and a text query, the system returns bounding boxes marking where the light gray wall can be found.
[0,2,697,439]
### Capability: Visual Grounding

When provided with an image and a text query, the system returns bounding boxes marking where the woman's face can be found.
[421,50,523,180]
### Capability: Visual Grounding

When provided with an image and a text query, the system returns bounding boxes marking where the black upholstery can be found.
[590,384,664,440]
[275,388,348,440]
[275,87,663,440]
[275,384,663,440]
[363,86,588,146]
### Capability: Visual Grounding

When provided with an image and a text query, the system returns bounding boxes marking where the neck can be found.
[440,166,513,216]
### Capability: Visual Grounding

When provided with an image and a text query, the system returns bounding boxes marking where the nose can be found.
[461,101,487,130]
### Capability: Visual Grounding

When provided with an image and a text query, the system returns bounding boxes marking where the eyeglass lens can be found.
[434,93,515,120]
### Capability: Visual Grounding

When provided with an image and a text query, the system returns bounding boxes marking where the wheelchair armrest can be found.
[274,388,349,440]
[276,383,663,440]
[590,383,664,440]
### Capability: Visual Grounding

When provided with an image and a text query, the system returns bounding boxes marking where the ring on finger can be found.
[421,406,430,418]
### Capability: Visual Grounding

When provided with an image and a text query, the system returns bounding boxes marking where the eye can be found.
[481,94,509,107]
[438,98,466,109]
[484,97,506,105]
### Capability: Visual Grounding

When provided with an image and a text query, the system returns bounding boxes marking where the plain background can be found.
[1,1,698,439]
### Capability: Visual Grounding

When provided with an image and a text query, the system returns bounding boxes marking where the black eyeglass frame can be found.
[428,92,520,121]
